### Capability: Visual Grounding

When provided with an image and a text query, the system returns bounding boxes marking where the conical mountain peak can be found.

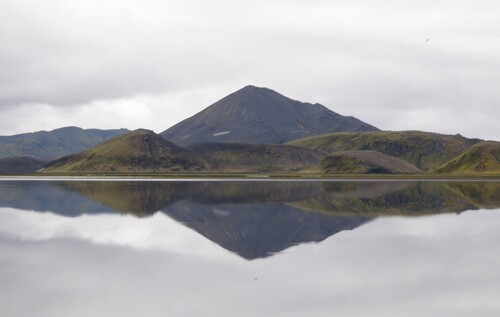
[236,85,278,95]
[224,85,294,105]
[161,86,378,145]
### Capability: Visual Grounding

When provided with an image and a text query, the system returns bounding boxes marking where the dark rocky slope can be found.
[161,85,378,145]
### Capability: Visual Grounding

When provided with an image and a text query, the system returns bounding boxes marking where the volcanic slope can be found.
[288,131,481,171]
[161,85,378,145]
[0,126,128,160]
[433,141,500,175]
[43,129,207,173]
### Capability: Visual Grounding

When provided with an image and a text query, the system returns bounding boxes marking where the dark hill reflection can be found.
[164,201,367,259]
[0,181,112,216]
[0,180,499,259]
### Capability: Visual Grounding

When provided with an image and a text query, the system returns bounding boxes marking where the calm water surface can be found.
[0,180,499,316]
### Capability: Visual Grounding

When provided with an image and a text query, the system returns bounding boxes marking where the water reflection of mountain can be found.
[0,181,112,216]
[0,181,371,259]
[292,181,500,215]
[164,201,368,259]
[0,180,499,259]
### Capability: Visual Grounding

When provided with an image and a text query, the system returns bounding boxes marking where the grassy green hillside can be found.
[433,141,500,175]
[287,130,480,171]
[42,129,207,173]
[311,150,422,174]
[0,126,128,160]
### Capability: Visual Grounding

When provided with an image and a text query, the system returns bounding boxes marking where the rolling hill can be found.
[42,130,324,173]
[39,129,499,175]
[161,85,378,145]
[433,141,500,174]
[43,129,207,173]
[312,150,422,174]
[288,130,481,171]
[0,126,129,160]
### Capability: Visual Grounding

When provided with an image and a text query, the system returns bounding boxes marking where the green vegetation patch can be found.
[288,130,481,171]
[433,141,500,174]
[311,150,421,174]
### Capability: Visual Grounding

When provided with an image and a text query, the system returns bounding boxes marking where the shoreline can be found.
[1,174,500,182]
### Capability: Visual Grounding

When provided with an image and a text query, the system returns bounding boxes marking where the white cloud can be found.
[0,207,229,258]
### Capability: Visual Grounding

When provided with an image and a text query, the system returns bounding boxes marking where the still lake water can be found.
[0,179,499,316]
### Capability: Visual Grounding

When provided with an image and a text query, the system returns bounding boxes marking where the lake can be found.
[0,179,499,316]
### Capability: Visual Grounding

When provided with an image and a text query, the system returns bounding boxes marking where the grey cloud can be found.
[0,0,499,139]
[1,208,500,316]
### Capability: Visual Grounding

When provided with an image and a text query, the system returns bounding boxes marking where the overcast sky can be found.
[1,0,499,140]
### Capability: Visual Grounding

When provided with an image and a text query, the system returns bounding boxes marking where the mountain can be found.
[0,156,48,174]
[0,126,129,160]
[288,130,481,171]
[433,141,500,174]
[312,150,422,174]
[42,130,324,173]
[160,85,378,145]
[42,129,207,173]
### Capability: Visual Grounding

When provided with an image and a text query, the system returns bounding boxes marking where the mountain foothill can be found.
[1,86,499,175]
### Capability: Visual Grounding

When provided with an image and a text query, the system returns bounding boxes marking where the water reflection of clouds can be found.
[1,208,499,316]
[0,207,229,259]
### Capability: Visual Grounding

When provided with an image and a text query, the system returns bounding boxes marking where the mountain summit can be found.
[161,85,378,145]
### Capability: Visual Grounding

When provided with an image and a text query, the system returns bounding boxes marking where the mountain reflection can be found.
[0,180,499,259]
